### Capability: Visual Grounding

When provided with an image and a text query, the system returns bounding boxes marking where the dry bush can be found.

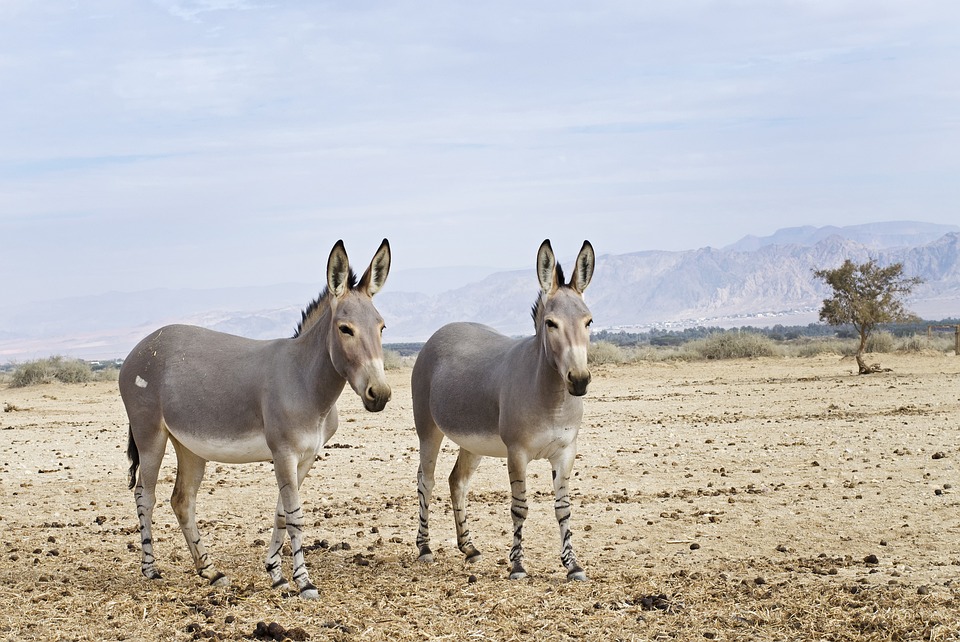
[897,333,955,354]
[588,340,627,364]
[687,331,779,360]
[383,349,404,371]
[9,356,94,387]
[865,330,895,354]
[782,338,857,358]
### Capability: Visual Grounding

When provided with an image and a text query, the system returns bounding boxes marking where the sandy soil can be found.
[1,353,958,641]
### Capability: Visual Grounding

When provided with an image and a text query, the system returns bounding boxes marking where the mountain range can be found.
[2,221,958,362]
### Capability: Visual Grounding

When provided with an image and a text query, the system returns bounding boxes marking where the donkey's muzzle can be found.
[566,370,591,397]
[363,384,392,412]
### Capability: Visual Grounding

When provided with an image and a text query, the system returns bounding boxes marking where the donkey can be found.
[119,239,391,599]
[412,239,595,581]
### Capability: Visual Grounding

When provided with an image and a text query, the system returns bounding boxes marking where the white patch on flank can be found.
[135,376,148,388]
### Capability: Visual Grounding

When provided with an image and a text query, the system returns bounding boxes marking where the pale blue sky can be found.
[1,0,958,305]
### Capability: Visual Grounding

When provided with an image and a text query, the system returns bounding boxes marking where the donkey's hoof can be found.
[508,563,528,580]
[142,568,162,580]
[566,569,588,582]
[271,577,291,591]
[300,583,319,600]
[462,545,482,564]
[418,546,434,563]
[209,573,231,588]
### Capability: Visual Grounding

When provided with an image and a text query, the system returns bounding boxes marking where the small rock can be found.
[776,544,788,553]
[931,452,946,460]
[754,577,766,586]
[864,554,879,565]
[468,574,478,583]
[918,585,930,595]
[690,543,700,551]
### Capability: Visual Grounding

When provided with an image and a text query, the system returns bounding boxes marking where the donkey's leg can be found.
[449,449,483,563]
[264,495,289,590]
[415,422,444,562]
[132,429,167,580]
[506,449,531,580]
[550,445,586,581]
[273,455,317,599]
[169,442,228,586]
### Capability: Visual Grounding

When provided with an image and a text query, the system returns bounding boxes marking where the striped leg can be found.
[506,450,530,580]
[550,445,586,581]
[170,443,228,587]
[264,496,289,590]
[416,425,443,562]
[274,456,317,599]
[449,449,483,563]
[132,434,166,580]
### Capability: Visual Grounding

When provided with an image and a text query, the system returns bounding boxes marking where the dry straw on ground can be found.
[2,354,958,641]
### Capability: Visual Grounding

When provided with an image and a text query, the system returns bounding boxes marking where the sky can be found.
[1,0,958,307]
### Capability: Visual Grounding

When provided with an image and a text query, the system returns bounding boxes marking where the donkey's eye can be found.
[339,324,355,336]
[546,319,559,329]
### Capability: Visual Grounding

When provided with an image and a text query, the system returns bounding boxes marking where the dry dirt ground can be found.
[1,353,959,641]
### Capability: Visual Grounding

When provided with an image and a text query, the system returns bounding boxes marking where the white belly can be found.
[171,428,274,464]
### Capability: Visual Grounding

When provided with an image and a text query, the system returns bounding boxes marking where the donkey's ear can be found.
[358,238,391,296]
[327,240,351,298]
[536,239,559,293]
[570,240,595,293]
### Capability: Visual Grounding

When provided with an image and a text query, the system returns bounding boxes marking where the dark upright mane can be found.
[294,269,358,337]
[530,262,567,330]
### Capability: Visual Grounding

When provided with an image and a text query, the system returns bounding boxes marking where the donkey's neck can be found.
[291,305,347,407]
[526,333,570,404]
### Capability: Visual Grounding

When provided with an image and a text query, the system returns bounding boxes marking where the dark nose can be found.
[363,383,392,412]
[566,370,591,397]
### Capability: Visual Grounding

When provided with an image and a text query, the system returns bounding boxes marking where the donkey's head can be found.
[533,239,596,396]
[325,238,392,412]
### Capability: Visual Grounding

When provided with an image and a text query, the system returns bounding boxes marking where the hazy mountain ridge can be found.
[2,222,958,361]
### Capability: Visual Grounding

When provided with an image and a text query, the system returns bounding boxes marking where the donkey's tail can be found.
[126,426,140,490]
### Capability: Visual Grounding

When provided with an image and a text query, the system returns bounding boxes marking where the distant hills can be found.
[2,221,958,362]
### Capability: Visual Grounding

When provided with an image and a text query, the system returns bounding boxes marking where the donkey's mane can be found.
[530,262,567,330]
[294,269,358,338]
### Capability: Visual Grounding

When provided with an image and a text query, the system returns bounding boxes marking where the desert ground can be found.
[1,353,958,641]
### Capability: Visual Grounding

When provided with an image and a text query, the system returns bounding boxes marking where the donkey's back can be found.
[119,324,291,454]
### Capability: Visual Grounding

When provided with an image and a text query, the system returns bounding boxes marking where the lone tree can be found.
[813,259,923,374]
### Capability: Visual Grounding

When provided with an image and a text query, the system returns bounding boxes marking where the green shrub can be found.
[688,331,779,360]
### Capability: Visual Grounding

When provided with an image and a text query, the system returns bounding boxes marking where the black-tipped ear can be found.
[358,238,391,296]
[536,239,558,293]
[571,240,595,293]
[327,240,350,298]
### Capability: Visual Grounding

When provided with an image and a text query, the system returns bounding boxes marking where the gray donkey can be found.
[412,239,595,580]
[120,239,391,598]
